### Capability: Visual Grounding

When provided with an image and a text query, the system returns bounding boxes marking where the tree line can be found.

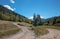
[32,13,60,26]
[0,5,32,24]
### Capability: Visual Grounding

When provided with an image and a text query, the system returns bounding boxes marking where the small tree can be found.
[33,13,37,26]
[33,13,42,26]
[36,14,41,25]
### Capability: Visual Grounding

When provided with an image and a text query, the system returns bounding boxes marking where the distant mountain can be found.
[41,18,46,22]
[45,16,60,25]
[0,5,32,24]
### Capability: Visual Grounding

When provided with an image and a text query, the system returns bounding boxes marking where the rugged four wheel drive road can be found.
[1,23,60,39]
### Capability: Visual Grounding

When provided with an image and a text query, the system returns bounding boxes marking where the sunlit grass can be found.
[17,22,32,27]
[0,28,20,37]
[0,20,20,37]
[43,25,60,30]
[32,26,49,37]
[32,25,60,37]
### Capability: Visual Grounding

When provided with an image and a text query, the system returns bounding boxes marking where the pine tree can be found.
[36,14,41,25]
[33,13,42,26]
[33,13,37,26]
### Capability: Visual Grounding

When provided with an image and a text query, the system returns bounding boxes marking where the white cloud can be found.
[29,16,44,20]
[3,5,15,11]
[10,0,15,3]
[41,16,44,18]
[29,16,33,20]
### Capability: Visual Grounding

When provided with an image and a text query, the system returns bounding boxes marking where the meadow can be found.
[0,20,20,37]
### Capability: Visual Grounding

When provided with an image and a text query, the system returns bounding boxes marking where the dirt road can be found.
[1,23,35,39]
[1,23,60,39]
[37,29,60,39]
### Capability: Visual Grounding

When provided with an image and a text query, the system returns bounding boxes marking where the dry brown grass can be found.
[32,25,60,37]
[32,26,49,37]
[17,22,32,27]
[0,20,20,37]
[0,28,20,37]
[43,25,60,30]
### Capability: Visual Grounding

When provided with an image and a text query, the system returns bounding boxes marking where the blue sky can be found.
[0,0,60,19]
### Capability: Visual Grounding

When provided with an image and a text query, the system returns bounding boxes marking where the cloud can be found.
[29,16,33,20]
[3,5,15,11]
[40,16,44,18]
[29,16,44,20]
[10,0,15,3]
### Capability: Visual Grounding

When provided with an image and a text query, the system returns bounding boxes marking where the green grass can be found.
[0,20,20,37]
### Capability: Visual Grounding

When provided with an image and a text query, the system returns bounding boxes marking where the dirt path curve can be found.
[1,23,35,39]
[1,23,60,39]
[36,29,60,39]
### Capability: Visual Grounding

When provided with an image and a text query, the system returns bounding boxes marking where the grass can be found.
[32,26,49,37]
[32,25,60,37]
[0,28,20,37]
[0,20,60,37]
[43,25,60,30]
[17,22,32,27]
[0,20,20,37]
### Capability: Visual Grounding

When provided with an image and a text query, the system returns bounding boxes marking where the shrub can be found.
[33,26,49,37]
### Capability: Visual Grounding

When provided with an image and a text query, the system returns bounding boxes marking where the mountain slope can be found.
[45,16,60,25]
[0,5,32,24]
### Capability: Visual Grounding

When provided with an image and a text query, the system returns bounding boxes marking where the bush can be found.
[33,26,49,37]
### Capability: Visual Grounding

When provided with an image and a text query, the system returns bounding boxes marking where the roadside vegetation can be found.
[17,22,32,27]
[32,26,49,37]
[31,14,60,37]
[31,25,60,37]
[43,25,60,30]
[0,20,20,37]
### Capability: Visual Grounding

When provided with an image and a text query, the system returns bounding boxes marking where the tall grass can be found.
[0,28,20,37]
[32,25,60,37]
[43,25,60,30]
[32,26,49,37]
[17,22,32,27]
[0,20,20,37]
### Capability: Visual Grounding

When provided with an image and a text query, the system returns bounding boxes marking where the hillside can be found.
[45,16,60,25]
[0,5,32,24]
[0,20,20,37]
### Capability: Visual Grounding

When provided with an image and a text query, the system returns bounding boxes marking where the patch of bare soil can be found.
[1,23,60,39]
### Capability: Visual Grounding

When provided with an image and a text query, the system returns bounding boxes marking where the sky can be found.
[0,0,60,19]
